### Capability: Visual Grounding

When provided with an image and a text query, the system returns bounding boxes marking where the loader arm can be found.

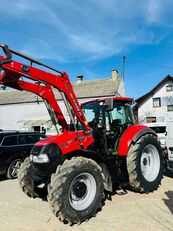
[0,44,90,132]
[0,78,68,130]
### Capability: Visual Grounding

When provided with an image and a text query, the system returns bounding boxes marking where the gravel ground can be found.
[0,174,173,231]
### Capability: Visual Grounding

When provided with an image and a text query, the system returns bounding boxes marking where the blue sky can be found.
[1,0,173,99]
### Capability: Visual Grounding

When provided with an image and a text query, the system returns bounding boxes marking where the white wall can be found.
[118,78,125,96]
[138,80,173,125]
[0,102,49,130]
[0,97,96,131]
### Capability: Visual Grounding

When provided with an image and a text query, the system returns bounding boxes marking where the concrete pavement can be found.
[0,175,173,231]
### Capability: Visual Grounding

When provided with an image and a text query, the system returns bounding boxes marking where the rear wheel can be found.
[127,134,164,193]
[7,158,23,179]
[18,157,46,198]
[48,157,105,225]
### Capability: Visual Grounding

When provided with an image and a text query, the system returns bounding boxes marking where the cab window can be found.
[82,102,101,123]
[111,104,126,124]
[105,102,134,131]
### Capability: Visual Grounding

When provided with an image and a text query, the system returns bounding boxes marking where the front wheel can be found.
[48,157,105,225]
[127,134,164,193]
[18,157,46,198]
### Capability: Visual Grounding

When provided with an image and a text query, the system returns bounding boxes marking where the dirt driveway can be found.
[0,174,173,231]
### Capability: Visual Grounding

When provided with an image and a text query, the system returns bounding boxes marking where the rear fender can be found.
[117,125,157,156]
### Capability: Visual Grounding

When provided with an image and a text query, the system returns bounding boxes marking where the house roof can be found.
[0,77,122,105]
[134,75,173,110]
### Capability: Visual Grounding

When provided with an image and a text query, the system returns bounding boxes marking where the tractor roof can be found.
[82,96,133,105]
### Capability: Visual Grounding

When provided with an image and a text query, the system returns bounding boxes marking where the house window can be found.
[146,117,156,123]
[153,98,161,108]
[167,105,173,111]
[166,84,173,92]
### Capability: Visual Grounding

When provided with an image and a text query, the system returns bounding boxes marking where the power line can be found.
[127,57,173,70]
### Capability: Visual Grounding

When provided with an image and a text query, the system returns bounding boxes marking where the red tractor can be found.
[0,45,164,225]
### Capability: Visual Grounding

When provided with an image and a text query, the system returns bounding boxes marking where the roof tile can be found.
[0,77,122,105]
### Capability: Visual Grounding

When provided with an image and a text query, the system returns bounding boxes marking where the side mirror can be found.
[105,98,114,111]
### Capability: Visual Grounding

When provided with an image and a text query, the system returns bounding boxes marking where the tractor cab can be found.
[81,97,135,153]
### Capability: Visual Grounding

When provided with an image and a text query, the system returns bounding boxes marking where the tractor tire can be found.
[127,134,164,193]
[48,157,105,225]
[18,157,45,198]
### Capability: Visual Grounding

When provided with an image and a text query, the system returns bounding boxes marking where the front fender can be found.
[117,125,157,156]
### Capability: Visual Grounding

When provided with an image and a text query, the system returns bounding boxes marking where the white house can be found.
[134,75,173,126]
[133,75,173,147]
[0,69,125,134]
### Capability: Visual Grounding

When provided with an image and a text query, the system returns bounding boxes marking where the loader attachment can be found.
[0,78,68,131]
[0,44,90,137]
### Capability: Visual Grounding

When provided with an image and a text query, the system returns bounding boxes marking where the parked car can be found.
[0,130,46,179]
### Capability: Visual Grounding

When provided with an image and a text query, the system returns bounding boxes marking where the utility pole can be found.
[122,55,126,79]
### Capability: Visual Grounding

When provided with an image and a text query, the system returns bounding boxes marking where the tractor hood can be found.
[35,131,94,155]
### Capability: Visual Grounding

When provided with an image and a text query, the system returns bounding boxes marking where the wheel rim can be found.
[68,172,96,211]
[10,160,22,178]
[140,144,160,182]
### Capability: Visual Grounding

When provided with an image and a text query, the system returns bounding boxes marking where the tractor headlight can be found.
[30,143,62,164]
[30,154,50,163]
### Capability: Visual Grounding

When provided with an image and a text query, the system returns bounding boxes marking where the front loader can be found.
[0,45,164,225]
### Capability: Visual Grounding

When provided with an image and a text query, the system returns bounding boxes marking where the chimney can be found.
[112,69,118,80]
[76,75,84,83]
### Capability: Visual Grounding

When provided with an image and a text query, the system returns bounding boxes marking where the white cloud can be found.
[147,0,173,26]
[148,0,161,24]
[21,39,67,62]
[0,0,173,62]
